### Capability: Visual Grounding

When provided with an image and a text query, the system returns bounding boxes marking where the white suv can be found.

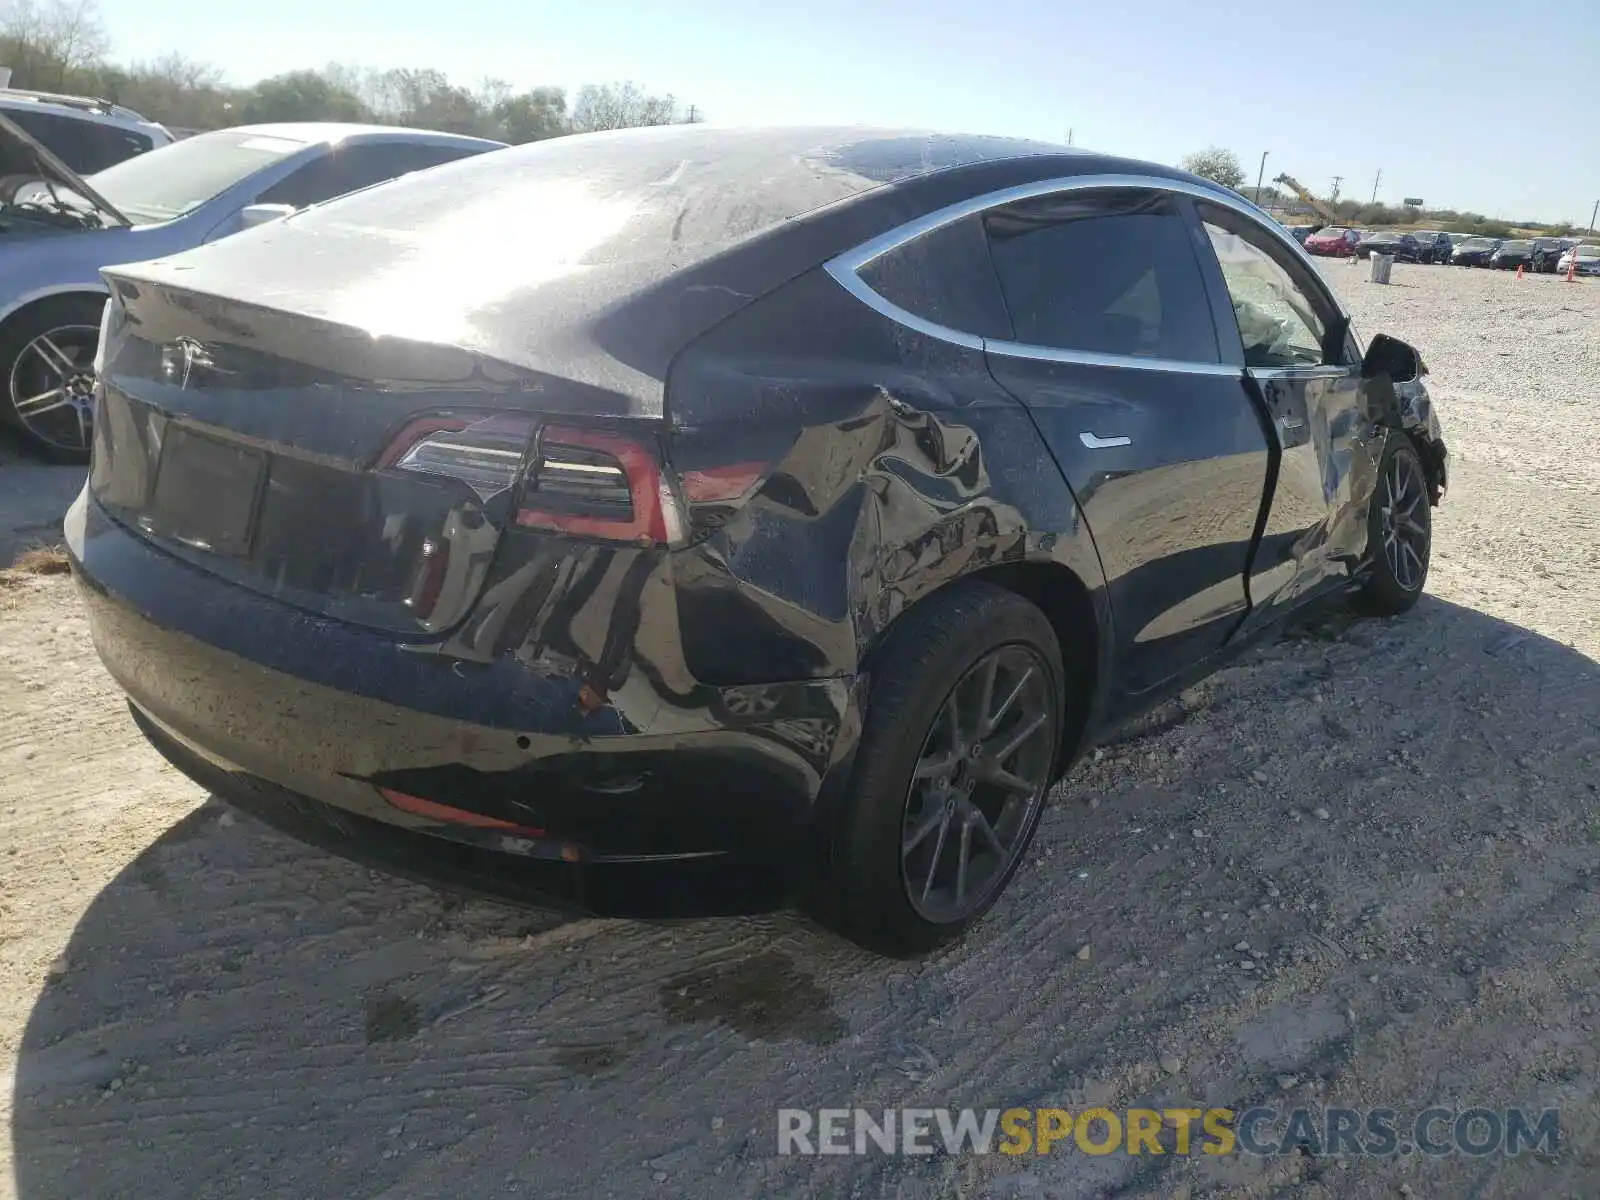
[0,88,172,175]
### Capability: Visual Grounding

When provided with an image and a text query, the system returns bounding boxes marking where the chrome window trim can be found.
[823,170,1347,371]
[986,340,1243,377]
[824,265,986,351]
[1247,365,1356,381]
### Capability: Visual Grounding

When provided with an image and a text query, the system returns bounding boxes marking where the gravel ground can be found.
[0,431,84,569]
[1,261,1598,1199]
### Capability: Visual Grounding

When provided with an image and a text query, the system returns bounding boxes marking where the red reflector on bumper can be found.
[378,787,547,837]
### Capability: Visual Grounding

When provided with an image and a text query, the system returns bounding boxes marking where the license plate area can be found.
[141,426,266,558]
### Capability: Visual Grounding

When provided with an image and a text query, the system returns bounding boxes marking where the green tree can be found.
[369,67,486,135]
[1178,146,1245,191]
[240,70,370,123]
[491,87,567,143]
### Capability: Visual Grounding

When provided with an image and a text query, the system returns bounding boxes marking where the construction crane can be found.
[1272,173,1344,227]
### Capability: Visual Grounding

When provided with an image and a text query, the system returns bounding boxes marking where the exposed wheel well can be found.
[869,561,1101,778]
[0,291,111,342]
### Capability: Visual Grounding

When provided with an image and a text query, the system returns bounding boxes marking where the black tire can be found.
[809,582,1065,957]
[1356,435,1432,616]
[0,294,107,463]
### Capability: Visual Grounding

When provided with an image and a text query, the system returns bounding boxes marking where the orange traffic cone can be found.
[1567,257,1579,282]
[1515,263,1525,279]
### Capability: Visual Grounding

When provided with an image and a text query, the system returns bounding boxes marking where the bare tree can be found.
[115,53,231,128]
[569,81,678,133]
[0,0,108,88]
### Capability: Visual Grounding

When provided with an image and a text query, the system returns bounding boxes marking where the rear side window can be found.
[4,108,152,173]
[260,142,482,208]
[856,214,1013,340]
[982,188,1218,363]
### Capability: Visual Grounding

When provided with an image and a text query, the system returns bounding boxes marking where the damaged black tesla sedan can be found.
[69,126,1447,956]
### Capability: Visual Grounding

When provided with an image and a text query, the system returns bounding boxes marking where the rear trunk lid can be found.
[92,275,664,637]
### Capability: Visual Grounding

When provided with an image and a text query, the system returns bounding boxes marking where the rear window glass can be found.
[982,188,1218,362]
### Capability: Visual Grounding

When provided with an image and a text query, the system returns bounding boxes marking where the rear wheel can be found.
[812,582,1065,957]
[0,296,106,462]
[1356,436,1432,615]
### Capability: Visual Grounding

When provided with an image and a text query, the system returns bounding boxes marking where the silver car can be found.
[1557,244,1600,277]
[0,118,505,458]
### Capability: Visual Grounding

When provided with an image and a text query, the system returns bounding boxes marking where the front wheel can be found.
[811,582,1065,957]
[1356,436,1432,615]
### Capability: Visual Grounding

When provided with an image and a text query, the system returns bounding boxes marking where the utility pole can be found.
[685,104,698,124]
[1330,176,1343,203]
[1589,198,1599,237]
[1370,168,1382,205]
[1066,128,1074,146]
[1255,151,1268,206]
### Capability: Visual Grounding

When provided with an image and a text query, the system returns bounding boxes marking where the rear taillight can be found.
[380,414,774,548]
[517,424,684,546]
[380,414,535,501]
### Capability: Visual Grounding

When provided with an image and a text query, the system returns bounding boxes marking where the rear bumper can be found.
[67,488,860,913]
[129,705,794,916]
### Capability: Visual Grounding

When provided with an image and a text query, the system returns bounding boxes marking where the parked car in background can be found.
[1488,240,1534,270]
[1556,244,1600,276]
[1286,224,1317,244]
[1450,236,1501,266]
[0,117,505,458]
[1303,226,1362,256]
[1357,230,1422,262]
[1410,230,1452,263]
[0,87,171,174]
[68,125,1448,956]
[1529,237,1572,273]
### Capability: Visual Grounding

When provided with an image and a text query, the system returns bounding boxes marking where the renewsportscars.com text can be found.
[777,1106,1560,1158]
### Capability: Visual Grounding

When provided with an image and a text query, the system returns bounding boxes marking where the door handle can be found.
[1279,413,1306,432]
[1079,431,1132,449]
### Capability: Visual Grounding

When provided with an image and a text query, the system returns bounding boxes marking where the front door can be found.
[978,186,1273,699]
[1192,202,1367,624]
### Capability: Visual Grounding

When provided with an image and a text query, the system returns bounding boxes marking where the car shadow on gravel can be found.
[12,596,1600,1199]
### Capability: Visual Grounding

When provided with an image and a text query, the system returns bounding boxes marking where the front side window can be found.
[260,142,486,209]
[1198,203,1332,369]
[982,188,1218,362]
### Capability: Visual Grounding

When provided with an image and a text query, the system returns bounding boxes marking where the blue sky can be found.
[104,0,1599,226]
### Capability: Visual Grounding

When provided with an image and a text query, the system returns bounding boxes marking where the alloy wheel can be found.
[1379,451,1429,591]
[8,324,99,454]
[900,644,1057,924]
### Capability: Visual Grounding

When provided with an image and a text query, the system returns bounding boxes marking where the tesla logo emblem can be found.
[1079,431,1132,449]
[160,337,212,389]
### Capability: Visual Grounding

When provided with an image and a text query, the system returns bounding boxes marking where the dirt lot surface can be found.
[2,263,1598,1199]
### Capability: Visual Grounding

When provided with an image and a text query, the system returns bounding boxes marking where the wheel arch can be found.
[0,286,112,337]
[863,557,1110,778]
